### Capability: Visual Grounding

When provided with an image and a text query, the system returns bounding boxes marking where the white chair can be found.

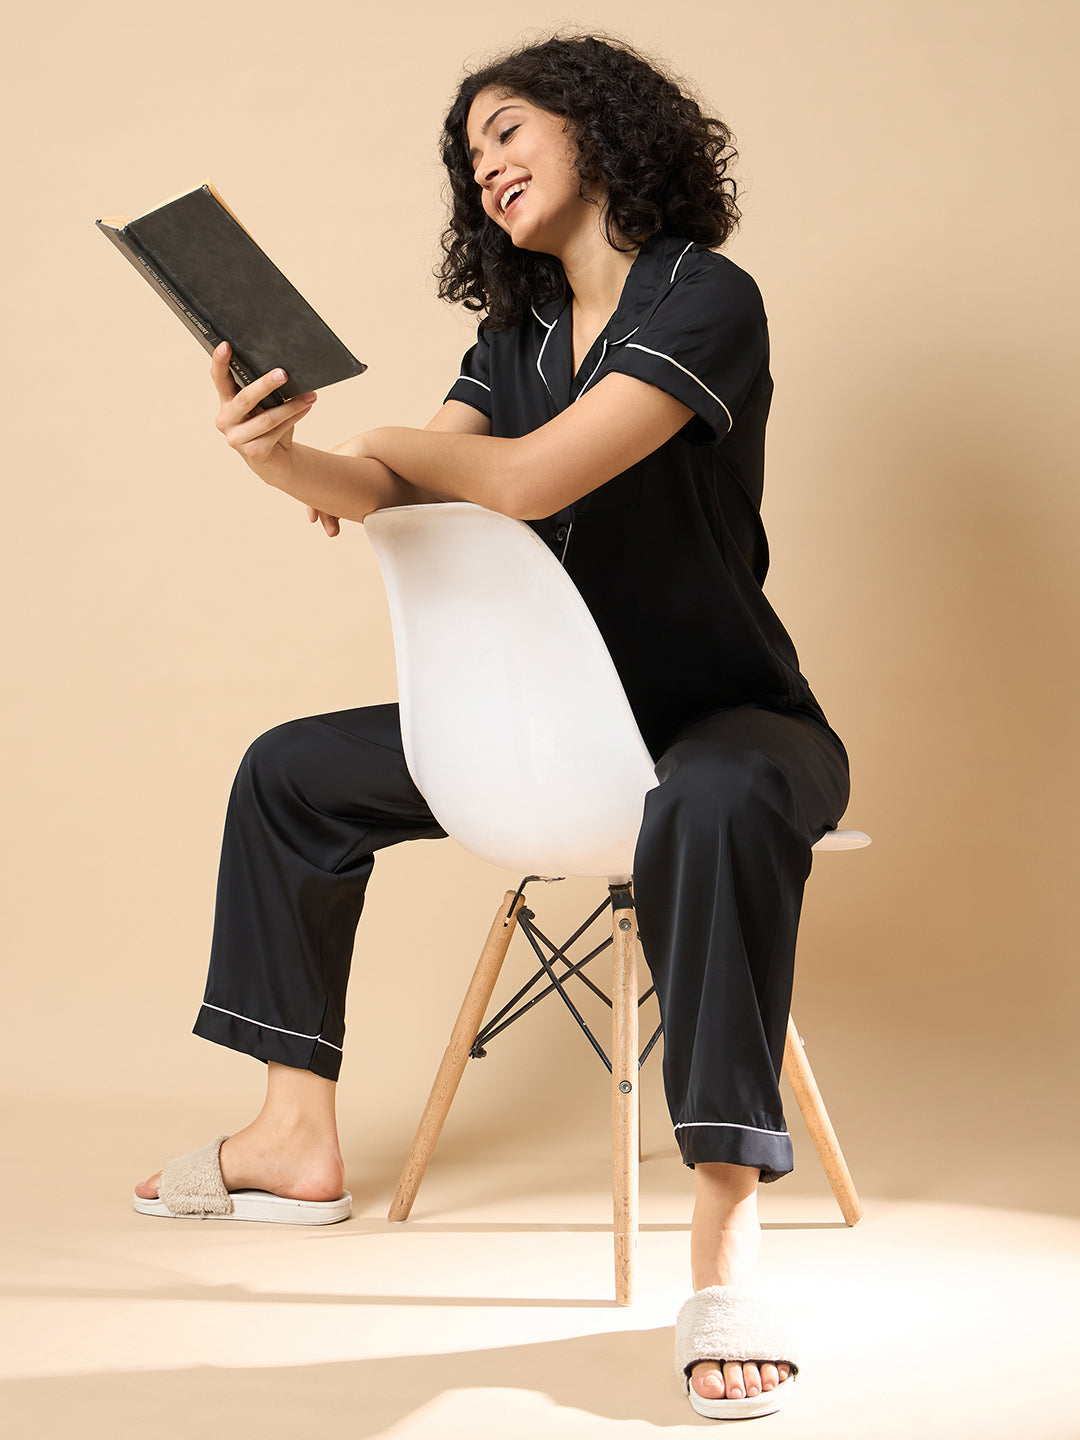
[364,502,868,1304]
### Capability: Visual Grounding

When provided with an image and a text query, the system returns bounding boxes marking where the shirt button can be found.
[555,525,569,542]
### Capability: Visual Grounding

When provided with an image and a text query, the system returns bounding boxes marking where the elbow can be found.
[498,495,548,522]
[495,438,567,521]
[487,491,530,520]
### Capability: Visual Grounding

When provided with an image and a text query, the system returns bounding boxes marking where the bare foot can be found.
[135,1122,345,1202]
[689,1161,793,1405]
[690,1358,793,1401]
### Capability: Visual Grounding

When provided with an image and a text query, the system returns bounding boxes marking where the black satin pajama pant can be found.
[192,701,849,1184]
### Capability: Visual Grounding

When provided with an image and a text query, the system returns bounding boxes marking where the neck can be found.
[556,209,641,320]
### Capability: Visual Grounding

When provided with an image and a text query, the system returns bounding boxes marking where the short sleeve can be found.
[443,324,493,417]
[605,256,768,446]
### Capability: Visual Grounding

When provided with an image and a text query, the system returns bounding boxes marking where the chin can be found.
[503,219,546,251]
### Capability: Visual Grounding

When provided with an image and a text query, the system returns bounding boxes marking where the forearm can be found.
[253,442,435,521]
[360,427,530,516]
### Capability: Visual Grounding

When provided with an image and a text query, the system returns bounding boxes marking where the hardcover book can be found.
[96,181,366,410]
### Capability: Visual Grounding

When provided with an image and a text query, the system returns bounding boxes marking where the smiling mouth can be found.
[500,180,530,216]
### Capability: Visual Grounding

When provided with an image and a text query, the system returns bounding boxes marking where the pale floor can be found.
[3,1104,1080,1440]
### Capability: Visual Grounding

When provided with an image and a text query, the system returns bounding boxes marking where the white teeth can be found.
[500,180,529,213]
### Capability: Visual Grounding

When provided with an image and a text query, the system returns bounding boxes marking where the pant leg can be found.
[192,703,446,1081]
[632,705,850,1182]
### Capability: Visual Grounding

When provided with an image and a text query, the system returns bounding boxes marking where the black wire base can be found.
[469,876,663,1074]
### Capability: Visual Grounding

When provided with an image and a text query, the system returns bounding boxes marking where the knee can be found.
[233,718,322,803]
[649,745,797,838]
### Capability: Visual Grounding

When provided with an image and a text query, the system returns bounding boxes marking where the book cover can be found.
[96,181,367,409]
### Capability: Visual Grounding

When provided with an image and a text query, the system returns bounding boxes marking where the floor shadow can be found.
[1,1327,700,1438]
[0,1281,617,1309]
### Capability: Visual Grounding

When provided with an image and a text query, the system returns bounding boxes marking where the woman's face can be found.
[465,86,605,253]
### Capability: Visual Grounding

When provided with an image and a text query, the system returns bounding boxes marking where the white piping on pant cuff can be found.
[200,1002,343,1052]
[674,1121,789,1137]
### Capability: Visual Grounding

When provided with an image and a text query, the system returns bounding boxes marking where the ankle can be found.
[690,1197,762,1292]
[242,1112,341,1152]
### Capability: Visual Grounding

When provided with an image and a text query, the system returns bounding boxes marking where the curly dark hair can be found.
[436,31,742,332]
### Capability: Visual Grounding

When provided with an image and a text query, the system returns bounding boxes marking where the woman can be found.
[134,32,850,1421]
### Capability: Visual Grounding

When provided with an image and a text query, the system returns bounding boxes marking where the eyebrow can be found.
[467,105,521,164]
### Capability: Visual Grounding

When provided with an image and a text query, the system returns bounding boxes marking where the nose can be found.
[474,150,504,191]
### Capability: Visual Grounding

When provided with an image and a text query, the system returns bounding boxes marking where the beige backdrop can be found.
[3,0,1077,1214]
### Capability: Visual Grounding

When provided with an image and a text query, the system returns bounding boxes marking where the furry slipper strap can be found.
[674,1285,800,1391]
[157,1134,234,1217]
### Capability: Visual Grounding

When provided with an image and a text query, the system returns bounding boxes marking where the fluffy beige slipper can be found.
[675,1285,800,1420]
[132,1134,352,1225]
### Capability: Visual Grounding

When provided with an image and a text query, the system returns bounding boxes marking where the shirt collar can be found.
[607,227,691,339]
[531,227,693,336]
[531,229,695,409]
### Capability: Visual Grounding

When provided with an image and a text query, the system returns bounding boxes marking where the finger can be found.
[320,513,340,537]
[221,393,315,452]
[229,413,300,465]
[307,506,319,523]
[217,366,297,432]
[209,341,240,403]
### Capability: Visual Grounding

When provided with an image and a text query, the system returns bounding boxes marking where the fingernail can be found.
[273,369,286,382]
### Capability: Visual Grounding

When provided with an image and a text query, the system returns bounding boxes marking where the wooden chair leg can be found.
[611,891,640,1305]
[388,890,524,1222]
[782,1010,863,1225]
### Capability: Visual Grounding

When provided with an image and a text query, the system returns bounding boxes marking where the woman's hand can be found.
[306,505,340,537]
[210,340,318,477]
[302,432,371,537]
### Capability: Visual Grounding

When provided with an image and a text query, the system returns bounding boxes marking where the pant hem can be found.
[675,1124,793,1184]
[192,1005,342,1082]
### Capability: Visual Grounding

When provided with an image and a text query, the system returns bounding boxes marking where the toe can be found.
[742,1362,762,1397]
[722,1362,745,1399]
[690,1362,725,1398]
[134,1170,162,1200]
[760,1362,780,1391]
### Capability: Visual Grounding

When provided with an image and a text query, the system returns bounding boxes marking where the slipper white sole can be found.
[687,1373,797,1420]
[132,1188,352,1224]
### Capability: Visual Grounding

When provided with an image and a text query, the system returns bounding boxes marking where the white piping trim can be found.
[454,374,490,392]
[200,1002,343,1052]
[624,343,733,432]
[674,1121,790,1137]
[535,312,558,399]
[574,339,608,400]
[531,303,556,329]
[670,241,694,283]
[610,324,640,345]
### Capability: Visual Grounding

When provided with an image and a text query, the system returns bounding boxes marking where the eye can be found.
[471,123,522,185]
